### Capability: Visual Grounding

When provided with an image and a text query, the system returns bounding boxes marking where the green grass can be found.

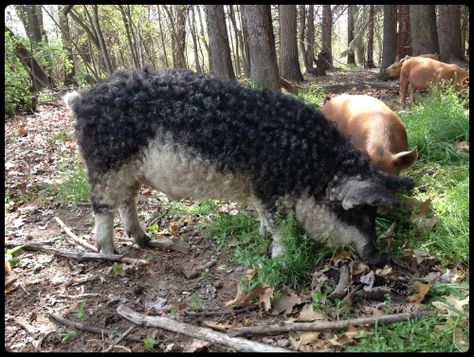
[55,158,90,204]
[164,200,220,217]
[297,84,326,107]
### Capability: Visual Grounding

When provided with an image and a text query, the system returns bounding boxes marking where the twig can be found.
[228,311,432,337]
[116,304,291,353]
[57,293,102,299]
[48,312,144,343]
[183,258,217,279]
[4,241,148,265]
[54,216,97,252]
[147,238,190,254]
[103,326,135,352]
[328,263,350,299]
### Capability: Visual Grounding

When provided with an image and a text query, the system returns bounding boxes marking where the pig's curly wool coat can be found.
[71,67,379,207]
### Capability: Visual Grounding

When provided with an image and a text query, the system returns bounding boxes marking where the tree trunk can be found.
[347,5,356,65]
[397,5,411,58]
[91,5,114,75]
[306,5,316,71]
[57,5,76,85]
[278,5,303,82]
[189,6,202,73]
[156,6,170,68]
[460,5,469,58]
[437,5,463,62]
[15,5,46,44]
[410,5,439,56]
[205,5,235,81]
[228,5,242,77]
[321,5,333,68]
[197,5,212,72]
[365,5,375,68]
[242,5,280,91]
[380,5,397,75]
[239,5,251,77]
[118,5,140,68]
[175,5,188,68]
[5,25,52,92]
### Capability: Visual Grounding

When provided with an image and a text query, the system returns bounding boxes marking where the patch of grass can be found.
[61,331,77,343]
[50,130,71,145]
[205,210,333,290]
[143,335,154,351]
[74,301,87,321]
[346,312,468,352]
[54,158,90,204]
[164,200,220,217]
[297,84,326,107]
[399,84,469,164]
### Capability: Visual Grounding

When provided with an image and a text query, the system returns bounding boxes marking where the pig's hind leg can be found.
[255,204,287,258]
[118,182,150,248]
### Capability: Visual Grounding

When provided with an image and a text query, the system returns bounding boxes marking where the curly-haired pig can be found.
[64,68,414,265]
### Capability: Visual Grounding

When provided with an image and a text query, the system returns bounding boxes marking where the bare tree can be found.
[278,5,303,82]
[92,5,114,75]
[156,6,170,68]
[380,5,397,75]
[228,5,242,76]
[299,5,316,74]
[163,5,188,69]
[438,5,464,63]
[321,5,333,68]
[396,5,411,58]
[239,5,251,77]
[410,5,439,56]
[118,5,140,68]
[365,5,375,68]
[55,5,76,85]
[205,5,235,81]
[242,5,280,91]
[188,6,202,73]
[347,5,356,65]
[15,5,47,44]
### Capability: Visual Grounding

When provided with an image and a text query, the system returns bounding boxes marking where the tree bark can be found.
[278,5,303,82]
[306,5,316,72]
[91,5,114,75]
[437,5,463,62]
[189,6,202,73]
[205,5,235,81]
[156,6,170,68]
[242,5,280,91]
[321,5,333,68]
[15,5,46,44]
[397,5,411,58]
[5,25,52,92]
[380,5,397,76]
[118,5,140,68]
[347,5,356,65]
[197,5,211,73]
[228,5,242,76]
[410,5,439,56]
[54,6,76,85]
[239,5,251,77]
[365,5,375,68]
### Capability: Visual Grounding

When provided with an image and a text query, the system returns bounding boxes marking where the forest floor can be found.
[4,67,468,352]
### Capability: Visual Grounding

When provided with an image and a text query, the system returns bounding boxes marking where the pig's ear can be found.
[395,55,399,62]
[462,77,469,86]
[334,178,400,210]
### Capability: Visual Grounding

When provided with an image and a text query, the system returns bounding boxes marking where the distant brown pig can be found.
[400,57,469,107]
[322,94,417,175]
[384,54,440,79]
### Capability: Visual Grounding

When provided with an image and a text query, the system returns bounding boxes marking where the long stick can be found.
[116,304,291,353]
[54,216,97,252]
[228,310,432,337]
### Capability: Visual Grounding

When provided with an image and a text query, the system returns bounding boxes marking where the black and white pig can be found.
[64,68,413,265]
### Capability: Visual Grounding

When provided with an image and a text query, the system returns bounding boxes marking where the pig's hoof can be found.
[366,254,387,267]
[134,234,151,247]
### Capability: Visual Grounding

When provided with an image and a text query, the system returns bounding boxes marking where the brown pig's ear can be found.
[462,77,469,86]
[333,178,400,210]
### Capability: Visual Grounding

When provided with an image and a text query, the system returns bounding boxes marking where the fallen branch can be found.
[328,263,350,299]
[228,310,432,337]
[183,258,217,279]
[280,78,301,94]
[103,326,135,352]
[321,81,399,94]
[147,238,190,254]
[116,304,291,353]
[4,241,148,265]
[185,305,258,317]
[48,312,144,343]
[54,216,97,252]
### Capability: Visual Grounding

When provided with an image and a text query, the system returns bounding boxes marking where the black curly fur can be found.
[71,68,382,206]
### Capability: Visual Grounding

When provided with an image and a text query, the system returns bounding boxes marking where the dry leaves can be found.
[294,303,327,322]
[271,288,301,316]
[202,320,235,332]
[407,281,432,304]
[407,197,438,234]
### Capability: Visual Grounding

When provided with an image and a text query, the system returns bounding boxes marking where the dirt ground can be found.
[4,67,465,352]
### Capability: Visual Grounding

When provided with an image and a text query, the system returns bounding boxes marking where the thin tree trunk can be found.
[205,5,235,81]
[227,5,241,77]
[365,5,375,68]
[15,5,46,45]
[321,5,333,68]
[239,5,250,77]
[156,6,169,68]
[118,5,139,68]
[91,5,114,75]
[242,5,280,91]
[278,5,303,82]
[380,5,397,75]
[197,5,211,73]
[189,6,202,73]
[306,5,316,70]
[347,5,356,65]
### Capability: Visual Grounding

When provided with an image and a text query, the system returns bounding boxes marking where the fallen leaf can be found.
[289,331,325,351]
[375,265,392,277]
[351,261,369,275]
[408,198,438,234]
[271,288,301,316]
[407,281,432,304]
[294,303,327,322]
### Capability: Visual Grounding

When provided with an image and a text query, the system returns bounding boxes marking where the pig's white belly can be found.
[140,140,253,203]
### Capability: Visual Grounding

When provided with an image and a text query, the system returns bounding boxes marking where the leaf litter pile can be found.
[4,70,469,352]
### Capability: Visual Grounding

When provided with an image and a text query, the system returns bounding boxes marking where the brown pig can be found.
[384,53,440,79]
[322,94,417,175]
[400,57,469,107]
